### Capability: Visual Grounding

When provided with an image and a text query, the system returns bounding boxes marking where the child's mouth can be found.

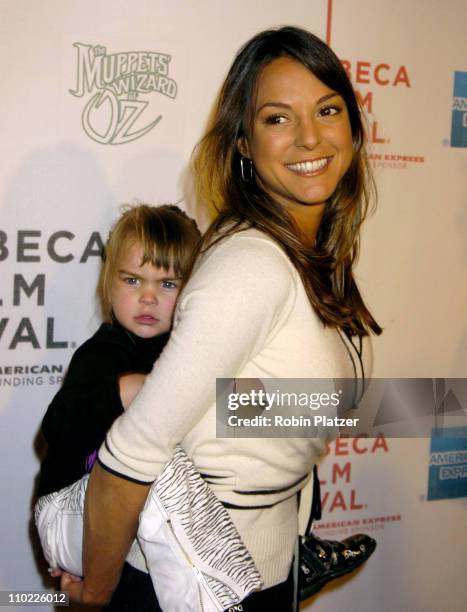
[135,315,158,325]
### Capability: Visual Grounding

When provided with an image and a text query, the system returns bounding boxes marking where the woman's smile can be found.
[286,156,333,175]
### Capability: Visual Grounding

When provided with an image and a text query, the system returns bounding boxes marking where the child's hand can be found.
[118,373,146,409]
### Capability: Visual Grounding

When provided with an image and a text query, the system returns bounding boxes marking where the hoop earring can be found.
[240,157,254,182]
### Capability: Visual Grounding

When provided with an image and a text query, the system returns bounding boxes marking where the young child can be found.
[35,204,201,580]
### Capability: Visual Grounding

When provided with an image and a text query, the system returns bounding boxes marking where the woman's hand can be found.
[48,570,106,607]
[59,572,111,607]
[59,572,84,603]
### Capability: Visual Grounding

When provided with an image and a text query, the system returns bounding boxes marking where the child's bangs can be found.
[138,225,186,277]
[140,239,175,273]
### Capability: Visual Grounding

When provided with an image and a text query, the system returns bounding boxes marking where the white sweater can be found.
[99,228,366,587]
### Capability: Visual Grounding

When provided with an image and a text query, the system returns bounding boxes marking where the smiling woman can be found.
[195,25,380,336]
[239,56,354,243]
[72,27,382,612]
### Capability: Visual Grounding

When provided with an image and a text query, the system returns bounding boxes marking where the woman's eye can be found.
[161,280,178,289]
[264,114,288,125]
[319,105,341,117]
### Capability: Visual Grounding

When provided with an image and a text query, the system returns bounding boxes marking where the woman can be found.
[64,26,381,609]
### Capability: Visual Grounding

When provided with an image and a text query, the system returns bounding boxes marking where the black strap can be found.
[305,465,322,536]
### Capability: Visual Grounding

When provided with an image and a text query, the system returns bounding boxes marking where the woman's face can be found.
[240,56,353,223]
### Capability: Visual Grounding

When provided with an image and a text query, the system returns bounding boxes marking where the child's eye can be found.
[161,280,178,289]
[124,277,140,287]
[264,113,288,125]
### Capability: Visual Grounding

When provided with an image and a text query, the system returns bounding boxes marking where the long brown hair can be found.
[192,26,381,336]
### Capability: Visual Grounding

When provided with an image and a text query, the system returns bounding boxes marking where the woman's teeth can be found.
[287,158,330,173]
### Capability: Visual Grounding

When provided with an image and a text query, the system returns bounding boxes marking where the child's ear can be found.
[237,136,251,159]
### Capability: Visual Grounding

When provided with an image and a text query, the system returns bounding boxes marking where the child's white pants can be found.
[34,475,89,576]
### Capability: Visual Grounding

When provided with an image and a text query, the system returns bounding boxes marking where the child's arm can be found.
[37,343,131,498]
[42,345,129,448]
[37,322,169,498]
[37,327,156,499]
[118,373,146,409]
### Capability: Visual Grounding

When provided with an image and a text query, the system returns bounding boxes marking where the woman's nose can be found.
[295,117,321,149]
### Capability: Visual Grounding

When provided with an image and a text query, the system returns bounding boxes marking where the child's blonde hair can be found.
[98,204,201,322]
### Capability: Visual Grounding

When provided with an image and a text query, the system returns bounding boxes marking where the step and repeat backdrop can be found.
[1,1,466,610]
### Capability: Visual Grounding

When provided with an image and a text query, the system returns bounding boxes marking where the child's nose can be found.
[140,289,158,304]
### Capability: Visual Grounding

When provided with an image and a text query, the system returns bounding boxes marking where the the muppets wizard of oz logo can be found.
[69,43,178,145]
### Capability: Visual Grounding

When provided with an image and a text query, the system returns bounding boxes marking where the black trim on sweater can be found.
[97,455,155,487]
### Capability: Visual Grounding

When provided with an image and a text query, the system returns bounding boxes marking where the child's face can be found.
[110,243,181,339]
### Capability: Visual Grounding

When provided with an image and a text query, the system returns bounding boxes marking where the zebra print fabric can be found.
[139,446,263,611]
[35,474,88,521]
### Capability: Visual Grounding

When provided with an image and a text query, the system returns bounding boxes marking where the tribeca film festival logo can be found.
[69,43,177,145]
[451,71,467,148]
[0,229,104,388]
[340,58,425,170]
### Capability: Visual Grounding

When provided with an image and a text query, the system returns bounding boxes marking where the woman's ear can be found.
[237,137,250,159]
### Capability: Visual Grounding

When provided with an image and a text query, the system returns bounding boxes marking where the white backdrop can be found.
[0,1,466,610]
